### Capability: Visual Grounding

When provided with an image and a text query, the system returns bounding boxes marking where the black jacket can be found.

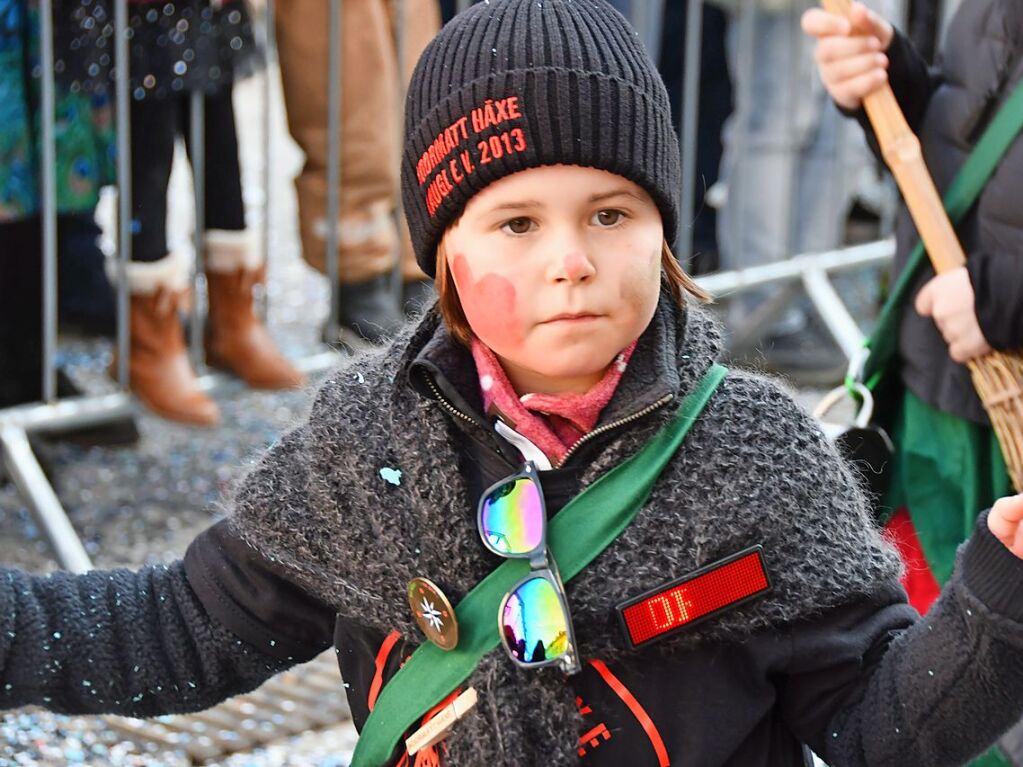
[180,341,1023,767]
[855,0,1023,423]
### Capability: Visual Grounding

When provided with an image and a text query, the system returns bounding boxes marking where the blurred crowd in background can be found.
[0,0,957,437]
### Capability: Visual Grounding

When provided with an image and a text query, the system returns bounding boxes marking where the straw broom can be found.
[821,0,1023,492]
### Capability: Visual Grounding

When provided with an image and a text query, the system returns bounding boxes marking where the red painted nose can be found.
[561,253,594,282]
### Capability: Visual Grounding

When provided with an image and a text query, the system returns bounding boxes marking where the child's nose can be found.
[552,251,596,284]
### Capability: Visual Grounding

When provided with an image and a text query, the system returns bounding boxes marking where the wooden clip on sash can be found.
[405,687,480,756]
[351,363,729,766]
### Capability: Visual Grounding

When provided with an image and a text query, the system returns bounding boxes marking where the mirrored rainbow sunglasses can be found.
[477,462,582,675]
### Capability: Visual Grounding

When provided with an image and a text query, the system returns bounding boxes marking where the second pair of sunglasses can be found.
[477,462,581,675]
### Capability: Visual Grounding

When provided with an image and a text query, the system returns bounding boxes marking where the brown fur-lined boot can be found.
[113,252,221,426]
[204,231,305,390]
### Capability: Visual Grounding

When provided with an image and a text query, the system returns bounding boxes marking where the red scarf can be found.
[470,338,637,464]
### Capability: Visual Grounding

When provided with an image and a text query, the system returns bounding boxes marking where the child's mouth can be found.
[542,313,602,325]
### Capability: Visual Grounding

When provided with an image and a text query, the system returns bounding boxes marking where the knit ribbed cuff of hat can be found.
[399,0,681,277]
[403,70,680,276]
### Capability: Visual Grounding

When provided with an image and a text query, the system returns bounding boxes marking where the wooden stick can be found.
[822,0,965,273]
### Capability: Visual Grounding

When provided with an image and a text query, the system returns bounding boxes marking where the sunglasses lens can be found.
[501,576,569,665]
[480,477,544,555]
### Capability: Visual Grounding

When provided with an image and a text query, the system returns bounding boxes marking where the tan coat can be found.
[275,0,440,283]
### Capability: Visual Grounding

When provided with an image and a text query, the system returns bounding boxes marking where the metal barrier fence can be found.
[1,0,936,572]
[1,0,346,572]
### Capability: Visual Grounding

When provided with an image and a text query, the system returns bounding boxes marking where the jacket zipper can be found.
[424,375,486,430]
[555,393,674,468]
[425,373,673,469]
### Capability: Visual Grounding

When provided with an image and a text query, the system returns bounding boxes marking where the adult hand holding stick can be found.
[802,2,893,113]
[802,0,1023,492]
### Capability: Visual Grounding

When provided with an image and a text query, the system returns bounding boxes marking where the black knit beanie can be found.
[401,0,681,277]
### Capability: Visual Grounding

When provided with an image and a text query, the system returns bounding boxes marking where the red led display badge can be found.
[616,547,771,649]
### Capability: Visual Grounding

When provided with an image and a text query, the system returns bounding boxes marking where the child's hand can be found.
[801,2,894,111]
[988,495,1023,559]
[914,267,993,363]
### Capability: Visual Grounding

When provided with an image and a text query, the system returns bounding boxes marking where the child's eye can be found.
[593,209,625,227]
[501,217,534,235]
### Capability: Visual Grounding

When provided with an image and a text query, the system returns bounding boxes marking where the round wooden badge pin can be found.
[408,577,459,651]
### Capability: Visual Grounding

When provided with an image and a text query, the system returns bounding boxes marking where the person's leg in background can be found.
[58,211,117,338]
[392,0,444,316]
[717,4,805,317]
[0,216,139,447]
[0,219,48,409]
[275,0,440,348]
[0,218,97,404]
[0,218,66,481]
[716,1,851,384]
[186,87,305,390]
[125,93,221,426]
[657,0,732,275]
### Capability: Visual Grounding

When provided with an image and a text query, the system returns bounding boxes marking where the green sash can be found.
[351,363,728,766]
[856,79,1023,391]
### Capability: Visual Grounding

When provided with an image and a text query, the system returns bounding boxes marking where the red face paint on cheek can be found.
[452,254,525,348]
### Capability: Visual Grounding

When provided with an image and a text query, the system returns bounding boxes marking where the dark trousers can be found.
[0,218,47,404]
[439,0,458,22]
[130,87,246,263]
[658,1,732,274]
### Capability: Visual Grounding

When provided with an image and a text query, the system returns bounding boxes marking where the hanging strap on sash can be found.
[854,78,1023,391]
[351,363,729,766]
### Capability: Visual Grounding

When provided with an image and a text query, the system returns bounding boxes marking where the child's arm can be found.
[0,366,351,717]
[783,502,1023,766]
[711,376,1023,763]
[0,560,296,716]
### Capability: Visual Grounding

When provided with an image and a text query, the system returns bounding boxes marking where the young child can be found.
[3,2,1023,765]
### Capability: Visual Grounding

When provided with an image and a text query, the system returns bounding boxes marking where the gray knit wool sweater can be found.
[225,298,906,764]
